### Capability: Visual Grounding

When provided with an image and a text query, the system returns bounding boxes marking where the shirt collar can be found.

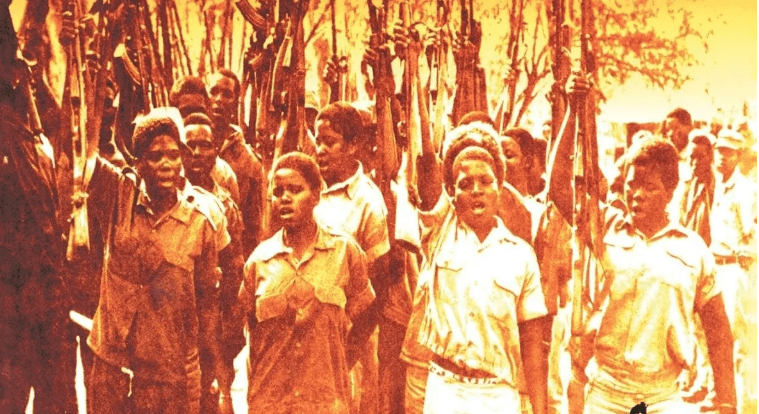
[614,213,686,242]
[455,215,518,251]
[258,225,337,261]
[136,178,192,224]
[219,125,244,153]
[322,163,364,200]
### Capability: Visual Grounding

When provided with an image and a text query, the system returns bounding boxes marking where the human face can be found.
[315,119,356,184]
[501,136,527,188]
[208,74,237,127]
[663,117,689,153]
[184,124,217,179]
[624,164,672,235]
[714,146,738,178]
[176,93,209,119]
[452,152,499,236]
[138,135,183,196]
[271,168,319,230]
[689,141,712,180]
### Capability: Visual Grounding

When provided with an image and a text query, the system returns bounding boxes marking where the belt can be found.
[714,255,738,265]
[429,356,501,385]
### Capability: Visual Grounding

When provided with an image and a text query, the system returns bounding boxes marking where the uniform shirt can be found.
[239,226,375,414]
[402,194,548,386]
[314,164,390,264]
[710,170,756,258]
[674,175,714,245]
[217,126,266,255]
[591,206,720,393]
[86,158,226,384]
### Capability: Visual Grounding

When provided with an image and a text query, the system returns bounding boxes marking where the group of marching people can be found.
[0,2,756,414]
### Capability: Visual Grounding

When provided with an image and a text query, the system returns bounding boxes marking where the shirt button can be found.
[469,312,474,318]
[151,228,156,233]
[294,390,300,397]
[296,342,301,348]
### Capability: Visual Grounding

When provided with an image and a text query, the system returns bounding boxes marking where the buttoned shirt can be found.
[401,194,547,386]
[86,158,225,384]
[591,206,720,393]
[710,170,756,258]
[239,226,375,414]
[314,164,390,264]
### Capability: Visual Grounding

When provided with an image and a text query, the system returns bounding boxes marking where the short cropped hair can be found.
[272,152,324,192]
[183,112,214,128]
[132,107,185,159]
[502,128,536,159]
[169,76,209,107]
[666,107,692,127]
[442,121,504,195]
[627,137,680,193]
[215,69,241,98]
[457,111,494,128]
[316,102,364,145]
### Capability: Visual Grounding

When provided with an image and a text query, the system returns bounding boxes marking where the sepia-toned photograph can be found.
[1,0,756,413]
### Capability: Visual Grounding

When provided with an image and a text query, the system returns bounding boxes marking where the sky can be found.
[600,0,757,123]
[8,0,758,125]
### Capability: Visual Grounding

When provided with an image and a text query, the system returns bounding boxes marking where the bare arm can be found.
[699,294,737,411]
[519,316,551,414]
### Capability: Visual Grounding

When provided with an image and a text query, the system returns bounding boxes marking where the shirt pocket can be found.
[490,274,519,321]
[603,233,637,301]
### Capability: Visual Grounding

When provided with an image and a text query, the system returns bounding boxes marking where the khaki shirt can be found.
[86,159,225,383]
[314,164,390,264]
[402,194,547,385]
[591,207,720,393]
[239,226,375,413]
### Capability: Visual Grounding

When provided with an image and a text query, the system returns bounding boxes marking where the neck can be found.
[634,212,669,239]
[187,172,215,192]
[147,187,178,218]
[284,219,318,258]
[213,124,233,146]
[326,161,359,187]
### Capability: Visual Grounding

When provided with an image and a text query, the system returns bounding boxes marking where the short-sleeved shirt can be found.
[710,170,756,258]
[401,194,548,386]
[86,158,224,384]
[314,164,390,265]
[238,226,375,413]
[590,206,720,393]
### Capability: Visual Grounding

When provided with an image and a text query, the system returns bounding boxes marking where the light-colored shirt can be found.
[590,207,720,393]
[402,194,547,386]
[239,225,375,413]
[710,170,756,258]
[314,164,390,264]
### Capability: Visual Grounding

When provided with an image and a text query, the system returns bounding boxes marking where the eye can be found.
[272,186,284,198]
[457,177,473,191]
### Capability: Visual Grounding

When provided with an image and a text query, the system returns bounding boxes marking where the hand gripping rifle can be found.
[451,0,487,125]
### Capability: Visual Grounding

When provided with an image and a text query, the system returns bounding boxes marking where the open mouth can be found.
[279,206,295,219]
[471,200,487,214]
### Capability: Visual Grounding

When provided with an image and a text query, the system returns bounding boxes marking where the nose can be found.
[472,180,484,195]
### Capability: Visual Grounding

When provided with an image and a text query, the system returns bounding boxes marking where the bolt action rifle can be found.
[450,0,487,125]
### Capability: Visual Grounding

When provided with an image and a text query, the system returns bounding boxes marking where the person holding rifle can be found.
[550,75,736,414]
[403,121,550,414]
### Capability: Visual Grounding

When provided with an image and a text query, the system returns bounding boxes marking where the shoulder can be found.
[184,186,226,231]
[354,173,388,213]
[661,223,712,266]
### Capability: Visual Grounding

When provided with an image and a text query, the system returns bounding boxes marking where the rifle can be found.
[63,0,91,260]
[328,0,347,103]
[549,0,571,149]
[367,0,399,191]
[451,0,487,125]
[394,0,423,253]
[428,0,449,154]
[568,0,603,337]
